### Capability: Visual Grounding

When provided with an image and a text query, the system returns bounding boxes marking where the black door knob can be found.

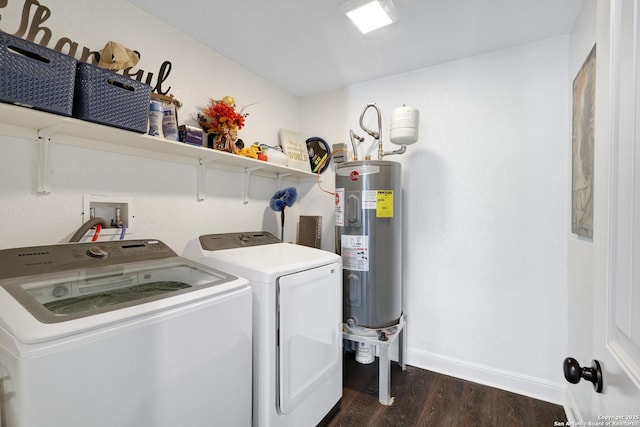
[563,357,603,393]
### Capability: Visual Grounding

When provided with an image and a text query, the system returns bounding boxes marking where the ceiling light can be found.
[341,0,397,34]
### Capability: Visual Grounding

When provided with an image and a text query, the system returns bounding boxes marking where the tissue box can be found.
[73,62,151,133]
[265,147,288,166]
[0,31,77,116]
[179,125,203,146]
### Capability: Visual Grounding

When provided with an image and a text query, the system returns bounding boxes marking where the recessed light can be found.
[341,0,397,34]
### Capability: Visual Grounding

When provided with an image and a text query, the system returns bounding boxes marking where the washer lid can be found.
[0,241,248,343]
[196,242,341,283]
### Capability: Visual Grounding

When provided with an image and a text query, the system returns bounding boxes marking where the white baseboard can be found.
[406,347,567,406]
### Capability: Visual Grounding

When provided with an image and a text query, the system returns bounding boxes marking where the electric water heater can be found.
[335,160,402,329]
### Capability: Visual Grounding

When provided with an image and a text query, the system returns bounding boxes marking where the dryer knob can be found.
[87,245,110,258]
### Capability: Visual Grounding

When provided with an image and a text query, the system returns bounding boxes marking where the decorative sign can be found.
[278,129,311,172]
[0,0,173,95]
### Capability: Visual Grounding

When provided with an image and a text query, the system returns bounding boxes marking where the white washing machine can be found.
[184,232,342,427]
[0,239,252,427]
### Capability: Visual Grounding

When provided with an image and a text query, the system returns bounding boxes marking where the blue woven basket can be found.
[73,62,151,133]
[0,31,77,116]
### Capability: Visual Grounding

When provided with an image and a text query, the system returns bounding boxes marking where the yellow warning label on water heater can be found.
[376,190,394,218]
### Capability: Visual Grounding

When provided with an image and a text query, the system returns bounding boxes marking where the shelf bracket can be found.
[243,166,265,204]
[35,124,63,195]
[197,158,217,201]
[276,172,294,189]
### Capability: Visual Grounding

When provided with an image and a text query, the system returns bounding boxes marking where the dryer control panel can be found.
[199,231,280,251]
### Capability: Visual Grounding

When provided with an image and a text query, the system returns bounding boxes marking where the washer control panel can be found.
[0,239,176,280]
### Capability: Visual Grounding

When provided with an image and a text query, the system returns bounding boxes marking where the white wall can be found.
[0,0,304,251]
[301,37,570,403]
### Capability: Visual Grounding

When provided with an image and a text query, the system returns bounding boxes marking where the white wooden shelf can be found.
[0,103,318,202]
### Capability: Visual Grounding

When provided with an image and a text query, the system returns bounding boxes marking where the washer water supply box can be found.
[0,31,77,116]
[73,62,152,133]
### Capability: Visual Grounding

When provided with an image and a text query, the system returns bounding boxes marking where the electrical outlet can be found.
[82,195,134,236]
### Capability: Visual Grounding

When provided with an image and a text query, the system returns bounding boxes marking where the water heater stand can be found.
[342,314,407,405]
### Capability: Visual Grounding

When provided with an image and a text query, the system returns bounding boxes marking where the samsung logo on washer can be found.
[18,251,49,257]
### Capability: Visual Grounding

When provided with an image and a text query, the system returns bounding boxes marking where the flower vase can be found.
[212,125,239,153]
[212,133,228,152]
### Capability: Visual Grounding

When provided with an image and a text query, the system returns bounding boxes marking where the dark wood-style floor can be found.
[326,352,567,427]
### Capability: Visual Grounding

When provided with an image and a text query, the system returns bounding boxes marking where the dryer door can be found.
[277,262,341,414]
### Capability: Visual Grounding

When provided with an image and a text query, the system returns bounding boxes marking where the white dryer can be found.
[184,232,342,427]
[0,239,252,427]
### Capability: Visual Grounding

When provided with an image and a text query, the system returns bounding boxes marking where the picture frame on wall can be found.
[571,44,596,238]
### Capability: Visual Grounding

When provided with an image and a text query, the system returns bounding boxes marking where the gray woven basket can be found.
[73,62,151,133]
[0,31,77,116]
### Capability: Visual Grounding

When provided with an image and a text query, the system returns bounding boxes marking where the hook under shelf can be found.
[276,172,294,189]
[243,166,265,204]
[197,158,218,201]
[35,124,63,195]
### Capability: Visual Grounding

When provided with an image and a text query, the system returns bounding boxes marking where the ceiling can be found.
[126,0,583,97]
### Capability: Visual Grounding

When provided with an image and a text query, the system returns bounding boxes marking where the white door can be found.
[595,0,640,414]
[277,262,341,414]
[568,0,640,421]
